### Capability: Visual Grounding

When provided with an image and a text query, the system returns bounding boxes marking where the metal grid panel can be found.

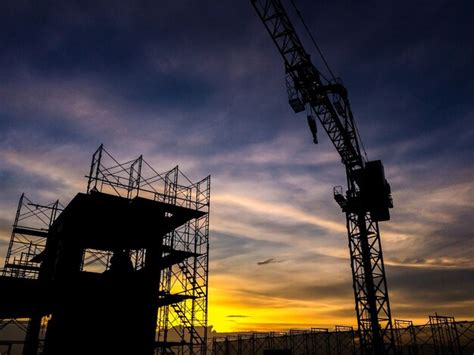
[212,321,474,355]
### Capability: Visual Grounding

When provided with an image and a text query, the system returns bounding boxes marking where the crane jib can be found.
[252,0,363,168]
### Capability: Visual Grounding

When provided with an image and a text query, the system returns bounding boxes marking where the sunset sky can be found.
[0,1,473,333]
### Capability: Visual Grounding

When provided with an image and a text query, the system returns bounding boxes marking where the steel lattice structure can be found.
[345,213,392,352]
[157,168,210,355]
[2,194,62,280]
[86,145,210,355]
[251,0,395,353]
[1,194,62,355]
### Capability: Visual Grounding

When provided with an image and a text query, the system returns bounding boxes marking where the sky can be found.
[0,0,473,333]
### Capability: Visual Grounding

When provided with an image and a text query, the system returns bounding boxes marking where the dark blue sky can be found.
[0,0,473,330]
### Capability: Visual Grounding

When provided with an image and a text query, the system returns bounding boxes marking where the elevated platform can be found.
[0,266,199,319]
[50,191,206,250]
[157,292,197,307]
[13,226,49,238]
[160,249,200,269]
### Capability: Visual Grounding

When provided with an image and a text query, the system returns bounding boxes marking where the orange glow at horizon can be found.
[207,278,356,333]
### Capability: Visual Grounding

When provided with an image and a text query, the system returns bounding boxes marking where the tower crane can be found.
[251,1,396,353]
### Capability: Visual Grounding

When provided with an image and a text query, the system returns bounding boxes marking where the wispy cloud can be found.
[213,194,346,234]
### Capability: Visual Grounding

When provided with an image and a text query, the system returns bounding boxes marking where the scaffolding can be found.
[156,171,211,354]
[2,194,62,279]
[86,145,211,355]
[393,315,474,355]
[0,145,210,355]
[0,194,61,354]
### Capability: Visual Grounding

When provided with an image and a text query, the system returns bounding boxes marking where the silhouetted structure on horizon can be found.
[0,145,210,355]
[212,317,474,355]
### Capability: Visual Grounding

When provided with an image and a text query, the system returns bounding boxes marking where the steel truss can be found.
[86,145,210,355]
[346,211,394,353]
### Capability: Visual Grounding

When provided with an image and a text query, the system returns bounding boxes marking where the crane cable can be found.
[354,118,369,161]
[288,0,337,83]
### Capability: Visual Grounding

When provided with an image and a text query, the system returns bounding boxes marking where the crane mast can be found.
[251,0,395,353]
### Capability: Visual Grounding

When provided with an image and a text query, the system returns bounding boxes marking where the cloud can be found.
[210,133,339,167]
[213,194,346,235]
[387,266,474,319]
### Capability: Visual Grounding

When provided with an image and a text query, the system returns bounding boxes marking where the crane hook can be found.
[306,114,318,144]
